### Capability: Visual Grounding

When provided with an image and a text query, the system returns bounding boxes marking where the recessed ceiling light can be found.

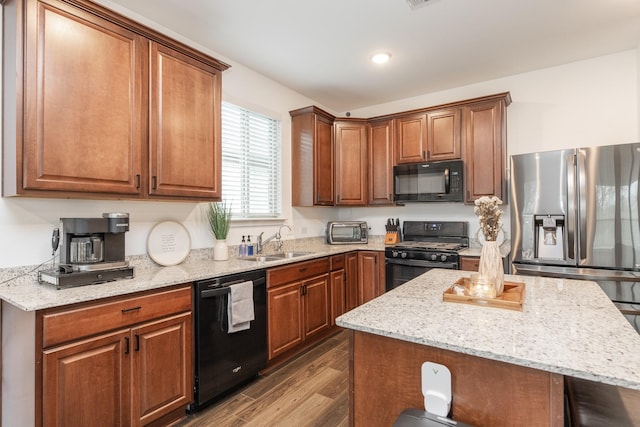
[371,52,391,64]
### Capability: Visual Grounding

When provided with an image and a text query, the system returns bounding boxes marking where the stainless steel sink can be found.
[241,251,314,262]
[270,251,314,259]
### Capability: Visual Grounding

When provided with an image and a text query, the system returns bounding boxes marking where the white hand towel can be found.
[227,280,255,333]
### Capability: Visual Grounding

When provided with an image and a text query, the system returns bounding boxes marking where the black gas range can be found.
[385,221,469,291]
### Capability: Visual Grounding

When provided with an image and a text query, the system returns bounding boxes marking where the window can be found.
[221,102,282,218]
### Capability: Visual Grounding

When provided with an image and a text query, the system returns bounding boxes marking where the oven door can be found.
[385,258,458,291]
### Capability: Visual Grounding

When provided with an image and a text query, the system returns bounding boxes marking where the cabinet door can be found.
[358,251,384,305]
[460,256,480,272]
[268,281,304,359]
[395,113,427,164]
[22,0,146,195]
[426,108,461,160]
[368,120,394,205]
[290,106,336,207]
[303,274,331,339]
[335,120,368,205]
[42,329,131,427]
[330,269,346,325]
[132,312,193,426]
[149,42,222,199]
[345,252,359,310]
[463,100,506,202]
[314,114,336,205]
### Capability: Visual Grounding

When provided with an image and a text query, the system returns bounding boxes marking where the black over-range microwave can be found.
[393,159,464,203]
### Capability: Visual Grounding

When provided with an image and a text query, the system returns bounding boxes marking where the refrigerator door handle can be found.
[577,150,587,261]
[566,154,576,261]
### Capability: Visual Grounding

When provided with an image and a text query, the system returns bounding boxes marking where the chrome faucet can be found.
[256,225,292,254]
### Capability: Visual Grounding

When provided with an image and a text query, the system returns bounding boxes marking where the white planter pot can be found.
[213,239,229,261]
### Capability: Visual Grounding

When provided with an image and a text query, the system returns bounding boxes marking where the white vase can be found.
[213,239,229,261]
[478,240,504,296]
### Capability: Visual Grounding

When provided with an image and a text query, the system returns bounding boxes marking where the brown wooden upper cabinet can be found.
[149,43,223,199]
[426,108,462,161]
[463,96,510,203]
[395,108,461,164]
[368,119,394,205]
[291,92,510,206]
[291,106,336,206]
[394,112,427,164]
[2,0,228,201]
[334,119,368,205]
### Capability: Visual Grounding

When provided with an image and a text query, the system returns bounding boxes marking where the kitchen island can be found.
[336,269,640,427]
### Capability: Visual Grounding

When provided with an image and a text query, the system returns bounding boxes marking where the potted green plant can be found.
[206,201,231,260]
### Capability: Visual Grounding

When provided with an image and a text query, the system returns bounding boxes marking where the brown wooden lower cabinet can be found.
[459,255,480,271]
[37,284,193,427]
[357,251,385,305]
[345,252,359,311]
[350,330,564,427]
[267,258,331,362]
[267,251,382,367]
[330,254,347,325]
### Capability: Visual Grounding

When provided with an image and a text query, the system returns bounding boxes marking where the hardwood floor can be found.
[176,330,350,427]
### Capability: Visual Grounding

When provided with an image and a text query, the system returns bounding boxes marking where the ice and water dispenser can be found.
[533,214,565,260]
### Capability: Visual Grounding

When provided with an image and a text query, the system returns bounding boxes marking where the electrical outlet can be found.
[300,226,307,235]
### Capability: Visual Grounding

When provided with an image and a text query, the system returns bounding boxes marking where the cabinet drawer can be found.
[330,254,345,271]
[41,285,192,348]
[460,256,480,272]
[268,258,330,288]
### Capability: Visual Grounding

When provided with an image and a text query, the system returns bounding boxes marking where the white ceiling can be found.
[104,0,640,113]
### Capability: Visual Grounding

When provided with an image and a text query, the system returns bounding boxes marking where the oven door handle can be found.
[386,258,457,269]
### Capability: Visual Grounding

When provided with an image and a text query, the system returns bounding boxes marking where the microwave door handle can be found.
[444,168,450,194]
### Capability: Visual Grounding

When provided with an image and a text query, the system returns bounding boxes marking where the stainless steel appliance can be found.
[393,159,463,203]
[191,269,267,412]
[38,213,134,289]
[326,221,368,244]
[386,221,468,291]
[510,143,640,332]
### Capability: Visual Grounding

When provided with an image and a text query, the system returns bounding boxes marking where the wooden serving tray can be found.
[443,277,526,311]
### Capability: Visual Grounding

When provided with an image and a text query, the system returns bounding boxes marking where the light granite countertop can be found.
[0,237,385,312]
[336,268,640,391]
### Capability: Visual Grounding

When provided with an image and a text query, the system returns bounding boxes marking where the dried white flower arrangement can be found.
[474,196,503,241]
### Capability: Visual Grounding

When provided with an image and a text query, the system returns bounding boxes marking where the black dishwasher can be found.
[191,269,267,411]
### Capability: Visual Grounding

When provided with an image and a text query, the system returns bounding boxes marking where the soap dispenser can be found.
[247,235,253,256]
[239,236,247,257]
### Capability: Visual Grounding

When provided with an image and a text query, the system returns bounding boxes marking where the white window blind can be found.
[221,102,282,218]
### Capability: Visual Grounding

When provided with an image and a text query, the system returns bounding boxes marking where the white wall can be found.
[1,0,638,268]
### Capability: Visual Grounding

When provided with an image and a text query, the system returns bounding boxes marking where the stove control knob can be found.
[430,254,437,261]
[440,254,448,262]
[401,252,407,259]
[392,251,399,257]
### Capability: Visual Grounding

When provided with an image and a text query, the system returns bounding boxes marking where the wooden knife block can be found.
[385,232,399,245]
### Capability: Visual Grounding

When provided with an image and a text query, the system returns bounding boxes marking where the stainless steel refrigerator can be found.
[510,142,640,333]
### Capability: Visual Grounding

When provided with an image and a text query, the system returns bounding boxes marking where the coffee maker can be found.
[39,213,134,289]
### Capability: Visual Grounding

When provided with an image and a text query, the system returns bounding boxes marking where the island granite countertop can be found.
[336,268,640,391]
[0,238,384,312]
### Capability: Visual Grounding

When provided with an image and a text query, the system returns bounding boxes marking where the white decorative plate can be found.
[147,220,191,266]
